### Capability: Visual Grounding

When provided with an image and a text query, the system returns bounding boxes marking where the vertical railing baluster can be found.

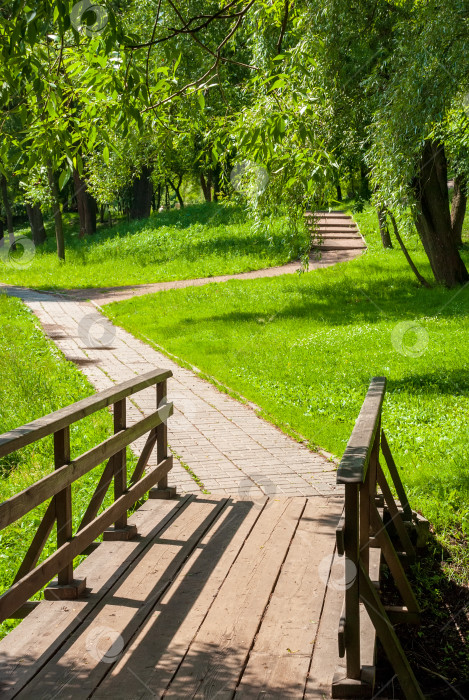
[150,379,176,499]
[113,398,127,530]
[157,381,168,490]
[55,427,73,585]
[103,398,137,540]
[45,426,86,600]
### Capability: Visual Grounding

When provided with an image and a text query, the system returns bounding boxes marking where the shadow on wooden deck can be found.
[0,495,345,699]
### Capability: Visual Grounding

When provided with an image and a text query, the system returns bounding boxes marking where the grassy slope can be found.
[0,204,305,290]
[0,295,134,638]
[105,206,469,559]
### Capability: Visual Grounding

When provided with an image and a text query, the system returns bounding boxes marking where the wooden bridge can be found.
[0,371,427,698]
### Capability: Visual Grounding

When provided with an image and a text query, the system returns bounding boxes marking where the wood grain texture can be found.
[236,496,343,699]
[93,498,267,699]
[14,498,226,700]
[0,497,189,699]
[336,378,386,484]
[164,498,306,700]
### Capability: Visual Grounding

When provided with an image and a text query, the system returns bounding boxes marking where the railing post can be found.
[360,474,372,578]
[150,379,176,499]
[345,482,361,681]
[55,427,73,585]
[103,398,137,540]
[113,398,127,529]
[44,427,86,600]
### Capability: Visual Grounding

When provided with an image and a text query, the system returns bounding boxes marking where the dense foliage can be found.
[1,1,468,284]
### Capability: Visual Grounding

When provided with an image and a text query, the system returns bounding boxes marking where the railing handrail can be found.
[333,376,425,700]
[0,368,171,458]
[0,370,175,623]
[336,376,386,484]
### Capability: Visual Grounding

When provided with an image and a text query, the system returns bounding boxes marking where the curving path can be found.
[1,213,363,497]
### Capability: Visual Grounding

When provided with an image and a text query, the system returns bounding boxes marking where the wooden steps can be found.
[305,211,367,254]
[0,495,349,699]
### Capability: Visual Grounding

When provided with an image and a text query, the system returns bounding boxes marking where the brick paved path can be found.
[55,247,362,305]
[2,284,341,499]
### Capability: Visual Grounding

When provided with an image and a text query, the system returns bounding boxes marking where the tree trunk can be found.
[26,203,47,245]
[47,163,65,261]
[450,174,467,248]
[200,173,212,202]
[377,207,392,248]
[156,184,162,210]
[73,169,97,236]
[100,204,105,224]
[386,210,431,288]
[213,164,221,202]
[0,203,4,245]
[169,175,184,208]
[413,141,468,287]
[130,166,153,219]
[337,183,342,201]
[0,174,15,250]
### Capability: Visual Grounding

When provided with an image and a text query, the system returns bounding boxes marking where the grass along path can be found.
[105,207,469,577]
[0,295,135,639]
[0,204,306,290]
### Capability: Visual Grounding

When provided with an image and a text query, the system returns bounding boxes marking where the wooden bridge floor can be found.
[0,494,349,699]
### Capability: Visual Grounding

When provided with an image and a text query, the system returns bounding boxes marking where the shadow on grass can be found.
[375,532,469,698]
[387,371,469,395]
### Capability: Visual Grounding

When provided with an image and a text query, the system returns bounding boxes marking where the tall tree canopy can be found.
[1,0,468,285]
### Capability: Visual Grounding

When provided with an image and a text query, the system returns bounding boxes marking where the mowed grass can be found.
[0,295,134,639]
[0,204,306,290]
[105,206,469,572]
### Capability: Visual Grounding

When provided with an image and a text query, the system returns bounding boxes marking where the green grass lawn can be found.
[105,205,469,576]
[0,204,306,290]
[0,294,134,639]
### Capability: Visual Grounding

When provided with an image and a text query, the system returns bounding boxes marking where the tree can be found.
[73,169,97,236]
[25,203,47,246]
[130,166,153,219]
[366,0,469,286]
[0,173,15,251]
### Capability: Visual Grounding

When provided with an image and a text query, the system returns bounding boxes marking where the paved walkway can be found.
[1,284,341,499]
[1,212,364,498]
[54,248,362,306]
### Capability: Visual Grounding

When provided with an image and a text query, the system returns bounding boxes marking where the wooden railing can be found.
[0,369,175,623]
[333,377,426,700]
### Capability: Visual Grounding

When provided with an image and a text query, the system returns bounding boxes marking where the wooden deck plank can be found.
[163,497,306,699]
[0,497,188,699]
[235,496,343,699]
[304,548,344,699]
[93,498,267,698]
[15,497,227,699]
